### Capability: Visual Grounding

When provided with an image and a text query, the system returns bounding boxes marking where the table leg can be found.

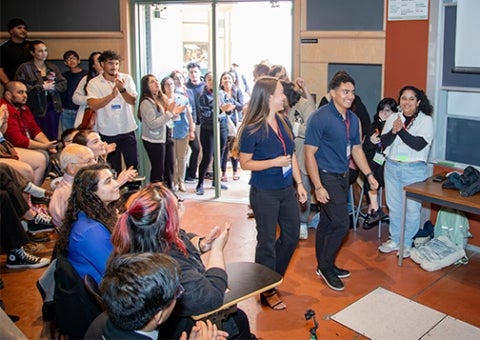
[398,190,407,266]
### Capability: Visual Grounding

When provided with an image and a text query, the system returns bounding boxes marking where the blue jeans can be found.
[250,185,300,276]
[384,159,427,248]
[61,109,77,131]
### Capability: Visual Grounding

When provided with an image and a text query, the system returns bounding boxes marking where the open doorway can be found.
[135,1,292,82]
[133,1,293,199]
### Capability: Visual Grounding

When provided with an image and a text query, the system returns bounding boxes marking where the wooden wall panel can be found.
[299,32,385,104]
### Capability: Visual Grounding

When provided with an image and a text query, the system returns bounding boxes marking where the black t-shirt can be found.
[0,39,32,81]
[62,69,88,109]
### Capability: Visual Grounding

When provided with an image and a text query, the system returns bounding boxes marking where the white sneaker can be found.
[299,223,308,240]
[378,240,399,253]
[397,248,411,258]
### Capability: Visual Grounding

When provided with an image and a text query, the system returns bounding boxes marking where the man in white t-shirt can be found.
[87,50,138,174]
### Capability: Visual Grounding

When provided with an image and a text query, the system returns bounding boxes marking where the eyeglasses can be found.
[72,157,96,166]
[175,284,185,299]
[65,56,78,62]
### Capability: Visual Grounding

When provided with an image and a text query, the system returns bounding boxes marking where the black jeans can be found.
[315,171,350,270]
[142,138,174,188]
[250,185,300,276]
[186,128,200,179]
[197,125,227,186]
[100,131,138,175]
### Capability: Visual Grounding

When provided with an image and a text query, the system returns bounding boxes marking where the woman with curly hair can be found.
[57,163,120,283]
[378,86,433,257]
[111,182,252,339]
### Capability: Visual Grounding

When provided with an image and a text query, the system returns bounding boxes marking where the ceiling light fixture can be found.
[270,1,280,8]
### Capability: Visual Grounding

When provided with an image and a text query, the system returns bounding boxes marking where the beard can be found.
[10,98,26,108]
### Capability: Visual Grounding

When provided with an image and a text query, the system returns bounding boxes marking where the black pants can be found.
[142,138,174,188]
[0,190,29,251]
[186,128,200,179]
[315,171,350,270]
[197,125,227,186]
[100,131,138,175]
[250,185,300,276]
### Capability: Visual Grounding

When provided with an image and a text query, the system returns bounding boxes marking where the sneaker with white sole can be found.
[299,223,308,240]
[378,240,399,253]
[333,266,351,278]
[6,248,50,269]
[316,268,344,291]
[397,248,411,258]
[27,212,54,234]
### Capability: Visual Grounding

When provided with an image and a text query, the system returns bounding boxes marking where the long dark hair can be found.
[83,51,102,92]
[232,76,292,157]
[57,163,118,255]
[398,85,433,116]
[137,74,167,121]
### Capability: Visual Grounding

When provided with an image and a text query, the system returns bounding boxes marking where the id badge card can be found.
[282,164,292,178]
[373,152,385,165]
[111,97,122,110]
[346,143,351,159]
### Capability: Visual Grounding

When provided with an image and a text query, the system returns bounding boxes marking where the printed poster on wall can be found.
[388,0,429,21]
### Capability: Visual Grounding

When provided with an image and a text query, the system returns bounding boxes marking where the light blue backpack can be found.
[434,208,471,249]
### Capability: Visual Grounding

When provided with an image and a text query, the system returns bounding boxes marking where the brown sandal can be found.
[260,290,286,310]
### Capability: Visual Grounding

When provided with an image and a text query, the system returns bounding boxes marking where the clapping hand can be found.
[206,223,230,252]
[116,166,138,186]
[43,81,55,91]
[392,115,403,134]
[220,103,235,112]
[166,100,186,115]
[180,320,228,340]
[0,103,8,127]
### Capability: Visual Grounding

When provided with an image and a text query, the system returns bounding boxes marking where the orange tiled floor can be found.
[1,170,479,339]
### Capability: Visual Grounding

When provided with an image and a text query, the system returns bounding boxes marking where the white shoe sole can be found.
[316,270,344,291]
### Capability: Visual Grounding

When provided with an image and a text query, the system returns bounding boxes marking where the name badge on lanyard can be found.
[274,121,292,178]
[345,112,351,158]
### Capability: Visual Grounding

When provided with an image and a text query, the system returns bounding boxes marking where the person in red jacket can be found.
[1,81,57,184]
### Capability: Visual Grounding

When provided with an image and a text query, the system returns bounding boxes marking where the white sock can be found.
[24,182,46,198]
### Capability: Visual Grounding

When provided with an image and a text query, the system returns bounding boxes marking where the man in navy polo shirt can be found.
[305,71,378,291]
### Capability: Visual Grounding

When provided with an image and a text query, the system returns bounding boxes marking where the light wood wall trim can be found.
[292,0,301,78]
[0,32,124,39]
[120,0,131,73]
